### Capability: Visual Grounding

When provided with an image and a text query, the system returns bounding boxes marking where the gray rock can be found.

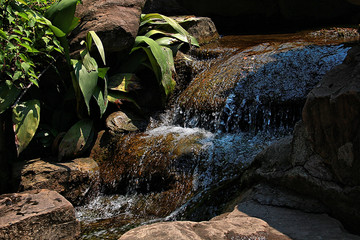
[303,46,360,186]
[19,158,99,206]
[105,111,147,133]
[0,189,80,239]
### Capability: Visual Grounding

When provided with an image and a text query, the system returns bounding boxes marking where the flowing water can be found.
[76,28,359,239]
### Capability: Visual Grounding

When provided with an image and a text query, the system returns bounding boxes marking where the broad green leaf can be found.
[132,46,161,81]
[19,43,39,53]
[108,73,140,92]
[155,37,177,46]
[81,51,98,72]
[88,31,106,65]
[12,100,41,155]
[73,60,98,114]
[58,119,94,161]
[107,91,141,109]
[98,67,110,79]
[0,81,21,114]
[44,0,78,35]
[134,36,175,97]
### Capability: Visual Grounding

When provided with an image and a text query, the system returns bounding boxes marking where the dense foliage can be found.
[0,0,199,159]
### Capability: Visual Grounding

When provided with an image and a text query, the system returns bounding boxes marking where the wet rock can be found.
[0,189,80,239]
[71,0,146,53]
[19,158,99,206]
[303,46,360,186]
[90,127,211,196]
[119,207,290,240]
[106,111,147,133]
[174,36,351,131]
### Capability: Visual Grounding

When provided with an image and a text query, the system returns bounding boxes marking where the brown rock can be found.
[71,0,146,53]
[19,158,99,206]
[173,16,220,45]
[303,46,360,186]
[119,207,290,240]
[0,189,80,239]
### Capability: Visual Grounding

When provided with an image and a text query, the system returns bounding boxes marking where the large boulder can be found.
[70,0,146,54]
[0,189,80,239]
[239,121,360,234]
[303,46,360,186]
[119,207,290,240]
[19,158,99,206]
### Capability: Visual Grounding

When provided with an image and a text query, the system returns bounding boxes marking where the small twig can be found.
[12,58,57,108]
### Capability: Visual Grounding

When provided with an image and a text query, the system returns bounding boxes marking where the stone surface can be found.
[240,121,360,234]
[303,46,360,186]
[106,111,147,133]
[237,200,360,240]
[173,16,219,45]
[0,189,80,239]
[119,207,290,240]
[173,32,353,131]
[19,158,99,206]
[71,0,146,53]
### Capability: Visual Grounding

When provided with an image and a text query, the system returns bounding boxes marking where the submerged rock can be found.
[19,158,99,206]
[119,207,291,240]
[0,189,80,239]
[173,32,354,132]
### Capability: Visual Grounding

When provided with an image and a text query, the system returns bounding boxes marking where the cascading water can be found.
[76,28,359,239]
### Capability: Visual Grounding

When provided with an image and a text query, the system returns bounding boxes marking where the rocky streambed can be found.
[2,17,360,240]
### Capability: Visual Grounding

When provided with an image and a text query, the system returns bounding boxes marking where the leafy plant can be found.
[0,0,108,157]
[108,13,199,106]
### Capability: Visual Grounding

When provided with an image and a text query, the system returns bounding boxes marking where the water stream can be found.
[76,28,359,239]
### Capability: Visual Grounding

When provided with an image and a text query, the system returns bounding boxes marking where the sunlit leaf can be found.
[108,73,140,92]
[12,100,41,155]
[88,31,106,65]
[58,119,94,161]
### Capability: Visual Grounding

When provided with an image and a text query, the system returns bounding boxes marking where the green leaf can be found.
[108,73,140,93]
[98,67,110,79]
[134,36,175,97]
[73,60,98,115]
[93,85,107,118]
[12,100,41,155]
[44,0,78,35]
[58,119,94,161]
[21,62,30,73]
[0,81,21,114]
[140,13,199,47]
[107,91,141,109]
[88,31,106,65]
[0,30,8,40]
